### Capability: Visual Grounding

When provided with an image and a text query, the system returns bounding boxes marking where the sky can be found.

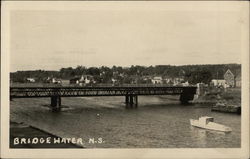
[10,2,243,72]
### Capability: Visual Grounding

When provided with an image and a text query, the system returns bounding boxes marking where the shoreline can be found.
[192,87,241,114]
[10,121,83,148]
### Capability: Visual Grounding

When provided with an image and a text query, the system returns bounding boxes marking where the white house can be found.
[52,78,61,84]
[80,75,95,84]
[111,78,117,84]
[211,79,227,88]
[151,76,163,84]
[182,81,189,86]
[173,78,184,86]
[26,78,35,82]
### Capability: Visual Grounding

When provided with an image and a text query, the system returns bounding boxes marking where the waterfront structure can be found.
[196,83,205,95]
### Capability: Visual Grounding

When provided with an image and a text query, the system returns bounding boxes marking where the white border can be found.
[1,1,249,158]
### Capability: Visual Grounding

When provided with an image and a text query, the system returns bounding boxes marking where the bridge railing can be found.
[10,82,197,88]
[10,86,197,98]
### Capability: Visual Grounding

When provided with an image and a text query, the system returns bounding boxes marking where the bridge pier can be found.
[51,96,61,112]
[125,95,138,108]
[180,88,195,104]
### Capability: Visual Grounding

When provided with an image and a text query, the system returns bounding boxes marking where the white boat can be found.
[190,116,232,132]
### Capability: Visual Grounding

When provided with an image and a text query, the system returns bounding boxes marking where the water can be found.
[10,96,241,148]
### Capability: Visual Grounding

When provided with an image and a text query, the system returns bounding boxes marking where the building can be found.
[151,76,163,84]
[70,75,95,85]
[111,78,118,84]
[52,78,61,84]
[196,83,206,95]
[80,75,95,84]
[70,77,80,84]
[223,69,241,87]
[224,69,235,87]
[173,78,184,86]
[61,79,70,86]
[235,75,241,87]
[211,79,227,88]
[181,81,189,86]
[26,78,35,83]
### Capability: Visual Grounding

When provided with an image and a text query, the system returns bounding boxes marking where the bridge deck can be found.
[10,86,197,98]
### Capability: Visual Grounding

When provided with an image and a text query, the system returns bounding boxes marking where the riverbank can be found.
[192,87,241,113]
[10,121,83,148]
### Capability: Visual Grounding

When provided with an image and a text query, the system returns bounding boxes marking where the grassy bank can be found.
[193,87,241,106]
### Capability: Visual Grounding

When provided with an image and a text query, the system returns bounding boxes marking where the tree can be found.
[187,70,212,84]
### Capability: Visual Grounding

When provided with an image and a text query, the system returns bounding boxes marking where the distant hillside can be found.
[10,64,241,84]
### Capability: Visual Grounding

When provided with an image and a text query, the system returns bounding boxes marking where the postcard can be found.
[1,1,249,158]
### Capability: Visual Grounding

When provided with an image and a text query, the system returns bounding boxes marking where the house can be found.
[26,78,35,83]
[52,78,61,84]
[151,76,163,84]
[61,79,70,86]
[46,77,61,84]
[224,69,235,87]
[181,81,189,86]
[162,77,175,85]
[235,75,241,87]
[70,77,80,84]
[223,69,241,87]
[173,78,184,86]
[80,75,95,84]
[211,79,227,88]
[111,78,118,84]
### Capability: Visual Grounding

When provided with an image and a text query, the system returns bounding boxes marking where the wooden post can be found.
[57,96,61,111]
[180,94,189,104]
[51,96,61,112]
[125,95,129,108]
[129,95,134,108]
[135,95,138,108]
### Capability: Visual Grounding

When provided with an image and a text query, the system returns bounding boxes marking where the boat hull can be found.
[190,119,232,132]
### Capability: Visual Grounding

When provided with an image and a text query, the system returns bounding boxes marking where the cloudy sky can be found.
[10,2,243,72]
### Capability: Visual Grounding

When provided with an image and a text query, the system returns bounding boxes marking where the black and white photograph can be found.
[1,1,249,158]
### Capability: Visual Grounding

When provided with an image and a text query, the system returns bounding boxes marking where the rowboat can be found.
[190,116,232,132]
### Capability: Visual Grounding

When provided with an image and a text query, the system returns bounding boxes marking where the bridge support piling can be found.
[180,88,195,104]
[129,95,134,108]
[135,95,138,107]
[125,95,138,108]
[125,95,129,108]
[51,96,61,112]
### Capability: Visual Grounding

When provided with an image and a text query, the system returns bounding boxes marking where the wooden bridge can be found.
[10,86,197,112]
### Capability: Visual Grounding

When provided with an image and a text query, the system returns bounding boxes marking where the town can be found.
[10,64,241,88]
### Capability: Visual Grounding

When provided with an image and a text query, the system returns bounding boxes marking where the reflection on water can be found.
[189,126,231,147]
[10,96,241,148]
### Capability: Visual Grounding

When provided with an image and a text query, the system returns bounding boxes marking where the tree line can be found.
[10,64,241,84]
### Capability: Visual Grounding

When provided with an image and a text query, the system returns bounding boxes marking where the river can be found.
[10,95,241,148]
